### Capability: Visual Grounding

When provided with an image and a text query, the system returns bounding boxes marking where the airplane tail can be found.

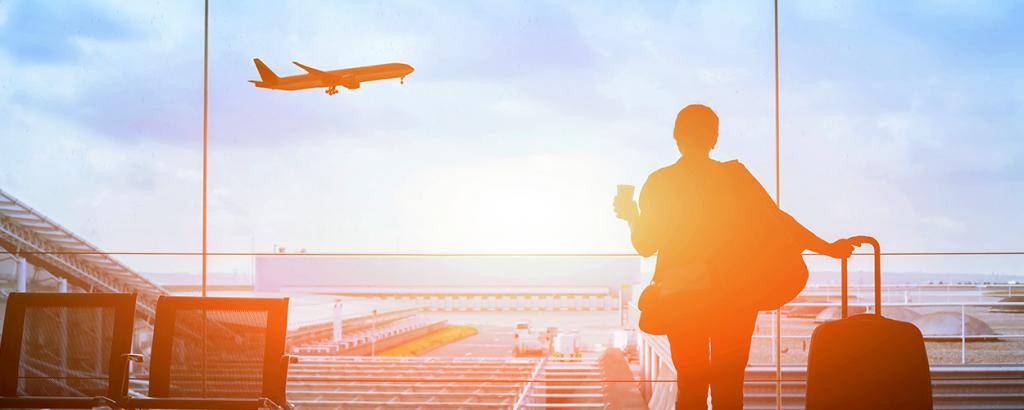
[253,58,279,84]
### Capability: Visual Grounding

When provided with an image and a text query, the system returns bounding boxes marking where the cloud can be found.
[0,104,202,273]
[0,0,133,63]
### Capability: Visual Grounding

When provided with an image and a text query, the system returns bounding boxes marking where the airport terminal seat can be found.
[125,296,294,410]
[0,292,137,409]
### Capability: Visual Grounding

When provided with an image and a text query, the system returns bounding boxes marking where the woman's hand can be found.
[613,197,639,223]
[824,238,855,259]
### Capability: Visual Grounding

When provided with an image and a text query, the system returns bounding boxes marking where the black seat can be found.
[0,292,137,409]
[126,296,293,409]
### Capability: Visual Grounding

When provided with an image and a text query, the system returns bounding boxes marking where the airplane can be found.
[249,58,414,95]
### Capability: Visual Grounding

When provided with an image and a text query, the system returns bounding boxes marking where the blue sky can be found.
[1,0,1022,277]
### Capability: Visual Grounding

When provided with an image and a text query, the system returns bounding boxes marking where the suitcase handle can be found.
[841,235,880,318]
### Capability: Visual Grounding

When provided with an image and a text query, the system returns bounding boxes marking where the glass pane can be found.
[4,1,1023,409]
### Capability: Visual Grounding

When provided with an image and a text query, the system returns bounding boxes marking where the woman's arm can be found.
[629,214,659,257]
[732,162,853,259]
[778,211,851,258]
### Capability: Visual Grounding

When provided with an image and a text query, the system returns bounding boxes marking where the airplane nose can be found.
[401,64,415,74]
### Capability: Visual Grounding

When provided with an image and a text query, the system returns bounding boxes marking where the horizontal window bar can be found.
[3,250,1024,257]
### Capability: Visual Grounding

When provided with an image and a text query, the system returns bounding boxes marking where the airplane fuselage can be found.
[251,62,414,91]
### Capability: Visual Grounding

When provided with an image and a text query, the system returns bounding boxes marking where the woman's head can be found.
[674,104,718,157]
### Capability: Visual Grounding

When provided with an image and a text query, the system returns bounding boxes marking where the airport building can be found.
[255,255,640,312]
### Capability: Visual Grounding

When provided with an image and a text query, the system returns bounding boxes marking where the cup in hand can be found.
[614,184,637,221]
[616,184,635,204]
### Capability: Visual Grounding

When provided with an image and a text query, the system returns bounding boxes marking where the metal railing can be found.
[637,297,1024,408]
[761,301,1024,364]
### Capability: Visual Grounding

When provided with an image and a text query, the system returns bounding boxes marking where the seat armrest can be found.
[275,355,298,409]
[118,353,145,397]
[260,397,295,410]
[280,354,298,373]
[123,353,145,363]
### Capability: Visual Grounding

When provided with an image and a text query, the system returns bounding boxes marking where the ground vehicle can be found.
[545,327,559,338]
[513,321,547,356]
[553,331,582,357]
[544,327,559,351]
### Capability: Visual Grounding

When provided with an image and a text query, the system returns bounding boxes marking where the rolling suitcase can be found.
[805,236,933,410]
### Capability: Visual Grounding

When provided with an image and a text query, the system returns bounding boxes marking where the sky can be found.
[1,0,1022,278]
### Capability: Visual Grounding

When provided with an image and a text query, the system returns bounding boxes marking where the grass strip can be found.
[379,325,479,356]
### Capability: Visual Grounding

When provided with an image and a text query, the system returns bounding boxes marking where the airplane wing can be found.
[292,61,330,76]
[293,61,360,89]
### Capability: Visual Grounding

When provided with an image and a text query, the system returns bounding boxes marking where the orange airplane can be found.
[249,58,414,95]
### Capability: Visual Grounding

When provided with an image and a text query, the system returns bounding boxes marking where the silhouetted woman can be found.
[614,104,852,409]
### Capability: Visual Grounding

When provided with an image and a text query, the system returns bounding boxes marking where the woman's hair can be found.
[674,104,719,152]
